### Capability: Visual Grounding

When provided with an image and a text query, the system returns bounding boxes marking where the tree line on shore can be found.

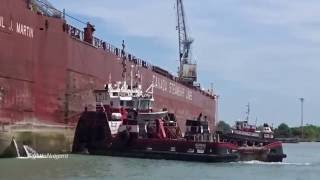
[274,123,320,140]
[216,121,320,141]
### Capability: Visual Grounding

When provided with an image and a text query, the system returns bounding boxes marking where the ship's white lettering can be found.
[169,82,185,97]
[152,75,193,101]
[16,22,34,38]
[153,75,167,92]
[0,16,5,29]
[186,90,193,101]
[9,20,13,31]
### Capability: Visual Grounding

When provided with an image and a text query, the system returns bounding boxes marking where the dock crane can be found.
[176,0,197,85]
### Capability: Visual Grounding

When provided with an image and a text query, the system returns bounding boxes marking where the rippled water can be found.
[0,143,319,180]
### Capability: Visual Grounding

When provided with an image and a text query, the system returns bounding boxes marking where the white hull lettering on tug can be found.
[232,130,260,138]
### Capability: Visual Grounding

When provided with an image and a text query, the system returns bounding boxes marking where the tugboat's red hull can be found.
[91,145,239,163]
[72,111,238,163]
[221,133,287,162]
[0,0,216,156]
[72,111,285,163]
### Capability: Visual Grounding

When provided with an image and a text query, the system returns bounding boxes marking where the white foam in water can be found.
[23,145,39,158]
[17,145,69,160]
[236,160,311,166]
[18,154,69,160]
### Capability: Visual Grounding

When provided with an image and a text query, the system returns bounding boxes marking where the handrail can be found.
[63,23,154,70]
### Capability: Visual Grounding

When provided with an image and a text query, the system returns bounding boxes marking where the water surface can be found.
[0,143,319,180]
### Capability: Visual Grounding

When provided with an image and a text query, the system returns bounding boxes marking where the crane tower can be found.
[176,0,197,85]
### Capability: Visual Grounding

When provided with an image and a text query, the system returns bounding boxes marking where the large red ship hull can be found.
[0,0,216,156]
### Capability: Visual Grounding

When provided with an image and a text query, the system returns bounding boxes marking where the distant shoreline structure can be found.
[216,121,320,143]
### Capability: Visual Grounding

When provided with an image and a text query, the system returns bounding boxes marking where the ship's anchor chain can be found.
[121,40,127,81]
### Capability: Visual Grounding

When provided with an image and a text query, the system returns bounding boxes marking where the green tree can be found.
[276,123,291,138]
[274,123,320,140]
[303,125,318,140]
[216,121,231,133]
[291,127,301,137]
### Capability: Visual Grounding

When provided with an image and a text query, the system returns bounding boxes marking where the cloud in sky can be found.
[51,0,320,126]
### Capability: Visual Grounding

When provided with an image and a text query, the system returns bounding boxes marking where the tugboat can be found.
[219,104,287,162]
[72,79,239,163]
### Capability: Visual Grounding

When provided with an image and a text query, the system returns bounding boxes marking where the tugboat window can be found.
[127,100,134,107]
[139,100,150,110]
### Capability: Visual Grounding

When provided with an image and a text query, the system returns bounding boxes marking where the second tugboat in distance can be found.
[218,104,287,162]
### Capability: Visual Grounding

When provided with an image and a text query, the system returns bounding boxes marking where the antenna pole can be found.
[130,65,134,89]
[246,103,250,122]
[121,40,127,82]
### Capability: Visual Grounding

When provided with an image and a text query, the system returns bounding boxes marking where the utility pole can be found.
[299,98,304,139]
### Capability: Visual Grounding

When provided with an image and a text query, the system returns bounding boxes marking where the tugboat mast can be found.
[121,40,127,82]
[246,103,250,122]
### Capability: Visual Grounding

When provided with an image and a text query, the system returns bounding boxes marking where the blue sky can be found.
[50,0,320,126]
